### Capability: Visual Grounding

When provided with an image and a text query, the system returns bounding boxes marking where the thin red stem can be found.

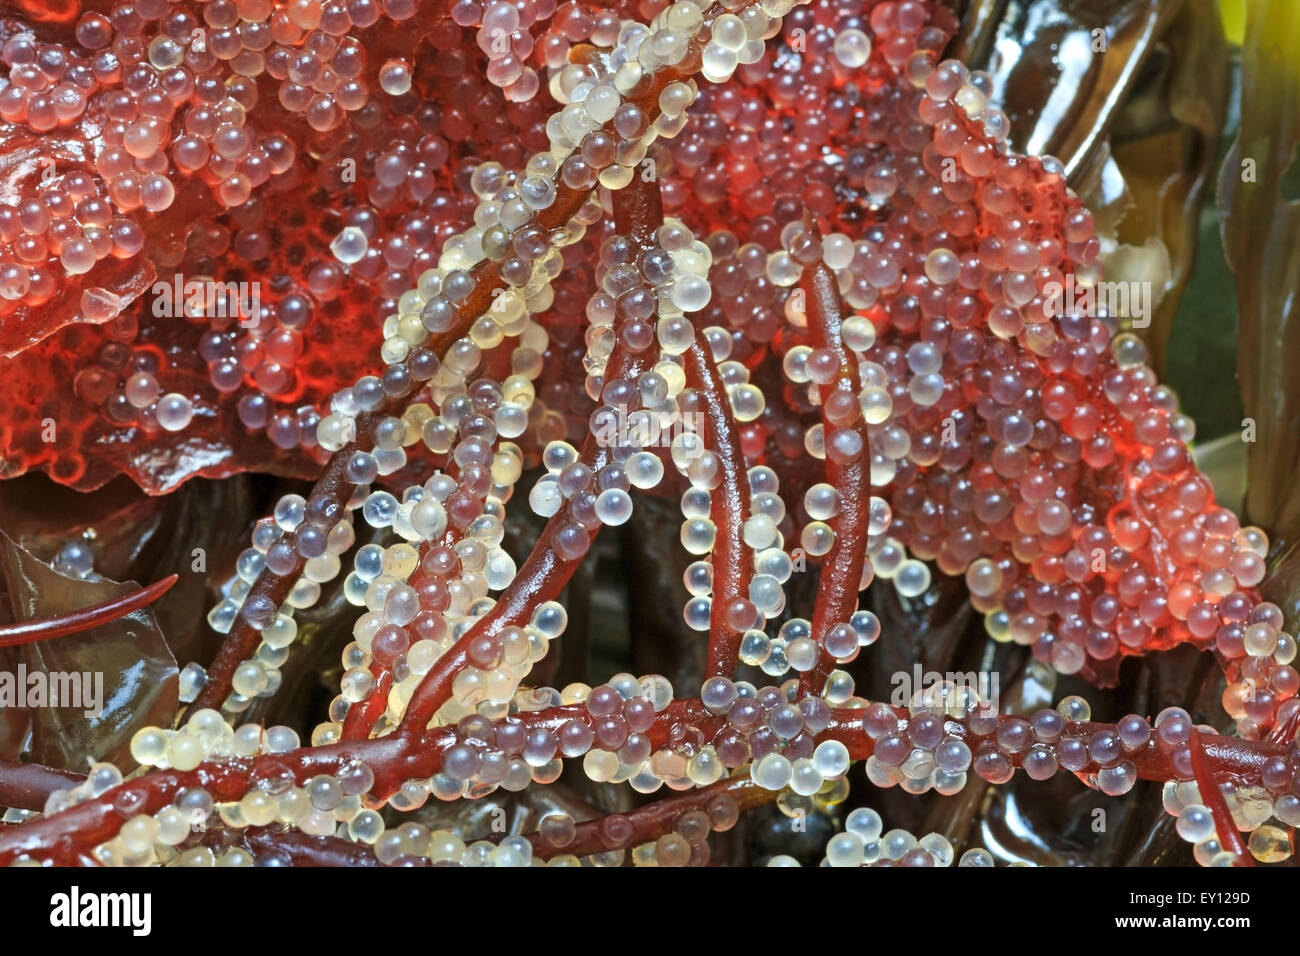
[396,512,591,733]
[342,668,394,740]
[241,826,392,866]
[1188,726,1253,865]
[523,776,773,861]
[687,339,754,678]
[800,263,869,696]
[0,574,178,647]
[0,760,86,811]
[341,519,464,740]
[1266,697,1300,745]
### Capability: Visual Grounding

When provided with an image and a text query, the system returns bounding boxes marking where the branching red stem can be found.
[2,693,1281,865]
[193,52,694,715]
[397,178,666,734]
